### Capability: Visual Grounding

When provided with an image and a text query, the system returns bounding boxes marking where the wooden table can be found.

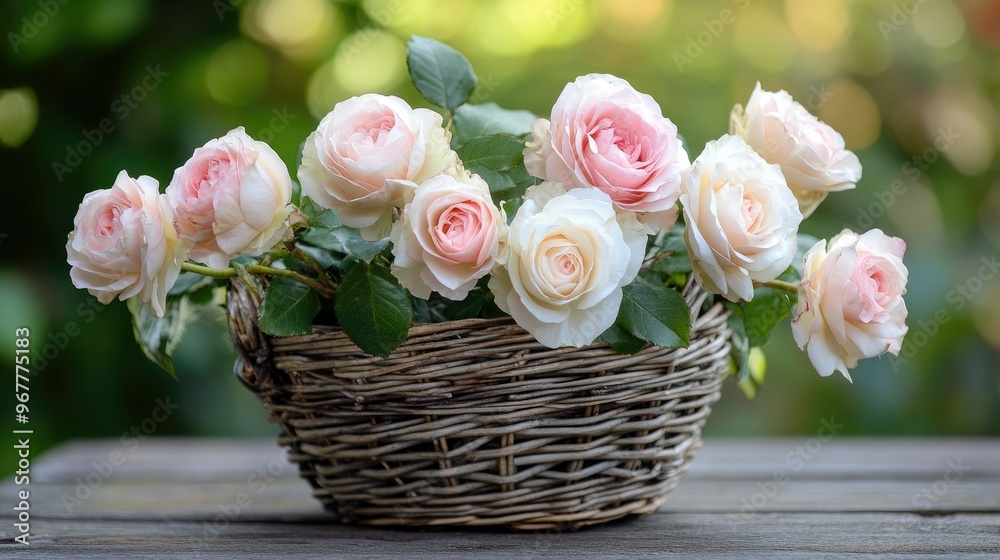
[2,438,998,558]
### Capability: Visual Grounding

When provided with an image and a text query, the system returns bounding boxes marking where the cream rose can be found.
[791,229,908,380]
[681,135,802,302]
[66,171,188,318]
[523,74,689,231]
[390,174,505,301]
[166,127,298,269]
[730,82,862,217]
[298,94,459,241]
[489,184,647,348]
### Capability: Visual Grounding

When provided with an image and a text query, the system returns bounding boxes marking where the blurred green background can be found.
[2,0,998,476]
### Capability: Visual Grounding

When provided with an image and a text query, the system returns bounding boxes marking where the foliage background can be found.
[2,0,998,476]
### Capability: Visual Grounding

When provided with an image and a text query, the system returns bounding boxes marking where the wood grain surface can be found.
[2,437,998,558]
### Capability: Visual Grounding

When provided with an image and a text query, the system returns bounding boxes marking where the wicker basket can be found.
[226,277,731,530]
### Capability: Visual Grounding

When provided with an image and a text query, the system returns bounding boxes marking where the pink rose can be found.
[524,74,689,231]
[298,94,459,241]
[731,83,862,217]
[791,229,909,380]
[66,171,188,318]
[167,127,298,269]
[390,174,505,300]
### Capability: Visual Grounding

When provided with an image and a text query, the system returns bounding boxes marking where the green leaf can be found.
[652,226,693,276]
[258,277,321,336]
[186,283,222,306]
[300,225,389,263]
[727,314,754,398]
[128,296,193,380]
[599,323,646,355]
[168,271,217,297]
[290,180,302,208]
[457,134,533,203]
[335,261,412,357]
[297,242,342,270]
[412,297,433,323]
[300,196,341,228]
[617,276,691,348]
[406,35,477,111]
[729,286,797,348]
[298,196,388,262]
[452,103,537,150]
[437,289,487,320]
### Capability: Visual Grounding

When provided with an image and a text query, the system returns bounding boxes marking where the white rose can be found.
[791,229,909,380]
[489,185,647,348]
[730,82,862,217]
[390,173,505,301]
[681,135,802,302]
[298,94,459,241]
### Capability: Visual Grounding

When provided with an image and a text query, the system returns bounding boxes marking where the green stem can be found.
[181,262,237,278]
[291,246,328,280]
[761,279,799,293]
[180,262,335,298]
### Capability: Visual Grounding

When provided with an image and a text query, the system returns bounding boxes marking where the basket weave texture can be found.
[227,277,731,530]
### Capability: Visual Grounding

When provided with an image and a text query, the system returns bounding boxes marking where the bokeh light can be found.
[912,0,966,49]
[469,0,594,57]
[78,0,150,45]
[922,89,995,176]
[205,40,269,106]
[784,0,850,53]
[242,0,342,59]
[819,80,881,150]
[0,88,38,148]
[596,0,674,42]
[733,7,796,73]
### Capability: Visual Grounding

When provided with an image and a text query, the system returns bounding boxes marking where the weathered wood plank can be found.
[2,438,997,522]
[25,438,1000,483]
[3,477,997,521]
[3,514,999,558]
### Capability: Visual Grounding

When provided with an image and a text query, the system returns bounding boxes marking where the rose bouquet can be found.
[67,36,908,393]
